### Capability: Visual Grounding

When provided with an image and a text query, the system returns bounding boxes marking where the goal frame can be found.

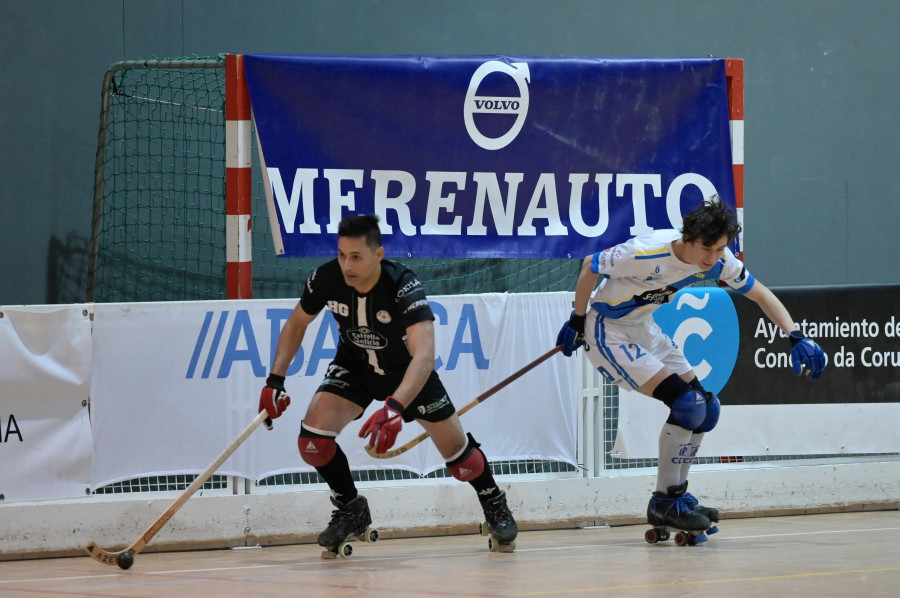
[88,55,743,301]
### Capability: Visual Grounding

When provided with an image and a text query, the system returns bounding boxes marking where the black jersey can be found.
[299,259,435,376]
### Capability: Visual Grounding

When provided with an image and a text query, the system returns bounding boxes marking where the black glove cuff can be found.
[788,331,803,347]
[385,396,405,412]
[266,373,286,388]
[570,313,586,334]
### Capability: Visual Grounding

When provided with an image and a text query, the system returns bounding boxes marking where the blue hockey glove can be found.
[556,311,586,357]
[789,332,825,380]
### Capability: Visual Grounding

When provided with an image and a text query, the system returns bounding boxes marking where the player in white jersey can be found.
[556,198,826,541]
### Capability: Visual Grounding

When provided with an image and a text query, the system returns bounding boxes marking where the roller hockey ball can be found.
[116,551,134,570]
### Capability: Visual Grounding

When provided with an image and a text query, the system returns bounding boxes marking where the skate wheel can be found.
[674,532,688,546]
[497,540,516,553]
[364,527,380,543]
[480,521,490,537]
[321,541,353,559]
[644,529,660,544]
[488,537,516,553]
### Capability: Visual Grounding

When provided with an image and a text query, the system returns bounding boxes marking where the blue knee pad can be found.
[670,390,707,430]
[695,393,720,432]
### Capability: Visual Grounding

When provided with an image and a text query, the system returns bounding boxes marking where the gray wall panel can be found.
[2,0,898,304]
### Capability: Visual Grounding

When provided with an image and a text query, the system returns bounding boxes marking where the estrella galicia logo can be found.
[651,288,739,394]
[348,326,388,350]
[464,61,530,150]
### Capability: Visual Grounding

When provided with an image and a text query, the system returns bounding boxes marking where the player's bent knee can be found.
[298,423,337,467]
[695,393,720,432]
[446,433,486,482]
[670,390,708,430]
[653,374,707,431]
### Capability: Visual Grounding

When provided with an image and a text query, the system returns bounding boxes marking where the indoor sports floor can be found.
[2,510,898,597]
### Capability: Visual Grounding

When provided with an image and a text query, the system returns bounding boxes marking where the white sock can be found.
[679,432,705,485]
[656,423,693,493]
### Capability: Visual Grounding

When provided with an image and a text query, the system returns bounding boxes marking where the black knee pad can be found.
[653,373,690,406]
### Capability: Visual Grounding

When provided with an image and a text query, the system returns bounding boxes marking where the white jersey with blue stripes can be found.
[589,229,755,323]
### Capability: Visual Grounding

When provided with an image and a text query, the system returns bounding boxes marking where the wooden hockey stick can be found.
[365,345,563,459]
[86,410,269,567]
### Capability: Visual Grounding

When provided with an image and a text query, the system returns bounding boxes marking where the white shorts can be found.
[584,310,692,390]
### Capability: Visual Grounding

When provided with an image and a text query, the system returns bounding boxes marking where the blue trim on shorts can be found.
[595,316,639,389]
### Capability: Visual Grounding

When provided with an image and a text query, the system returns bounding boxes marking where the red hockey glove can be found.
[359,396,405,454]
[258,373,291,430]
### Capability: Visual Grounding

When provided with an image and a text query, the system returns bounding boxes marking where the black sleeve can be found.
[298,266,328,316]
[395,269,434,328]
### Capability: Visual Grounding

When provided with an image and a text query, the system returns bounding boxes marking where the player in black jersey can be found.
[258,214,517,553]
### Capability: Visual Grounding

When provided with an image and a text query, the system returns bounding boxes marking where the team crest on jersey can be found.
[376,310,391,324]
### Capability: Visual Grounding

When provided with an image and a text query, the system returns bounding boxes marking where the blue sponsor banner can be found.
[244,54,736,259]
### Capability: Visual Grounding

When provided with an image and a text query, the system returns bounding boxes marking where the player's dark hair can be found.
[337,214,382,248]
[681,196,742,245]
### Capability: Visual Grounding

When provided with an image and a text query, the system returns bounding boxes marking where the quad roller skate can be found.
[644,482,712,547]
[318,495,380,559]
[479,490,518,552]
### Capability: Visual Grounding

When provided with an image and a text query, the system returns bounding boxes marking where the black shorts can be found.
[315,360,456,423]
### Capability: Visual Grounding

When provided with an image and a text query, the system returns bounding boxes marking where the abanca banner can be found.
[243,55,736,259]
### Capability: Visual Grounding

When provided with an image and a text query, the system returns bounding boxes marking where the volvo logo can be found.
[464,61,530,150]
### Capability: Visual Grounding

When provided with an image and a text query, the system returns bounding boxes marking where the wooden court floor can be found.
[2,510,899,597]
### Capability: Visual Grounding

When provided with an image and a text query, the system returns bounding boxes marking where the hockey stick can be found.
[86,410,269,568]
[365,345,563,459]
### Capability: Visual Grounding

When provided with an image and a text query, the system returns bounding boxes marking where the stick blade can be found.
[86,541,123,566]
